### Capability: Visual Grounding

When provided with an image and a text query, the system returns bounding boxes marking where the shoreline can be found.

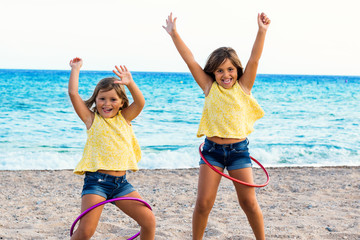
[1,166,359,239]
[2,164,360,172]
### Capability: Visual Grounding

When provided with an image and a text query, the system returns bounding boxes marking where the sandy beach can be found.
[0,166,359,239]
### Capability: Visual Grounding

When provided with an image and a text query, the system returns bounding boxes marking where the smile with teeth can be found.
[222,78,232,84]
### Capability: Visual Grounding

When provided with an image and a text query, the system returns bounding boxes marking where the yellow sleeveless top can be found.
[197,81,264,139]
[74,111,141,175]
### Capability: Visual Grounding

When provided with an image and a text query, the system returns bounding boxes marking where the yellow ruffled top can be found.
[74,111,141,175]
[197,81,264,139]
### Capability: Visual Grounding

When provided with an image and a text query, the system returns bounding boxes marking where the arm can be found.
[68,57,94,129]
[112,65,145,124]
[163,13,213,95]
[239,13,271,94]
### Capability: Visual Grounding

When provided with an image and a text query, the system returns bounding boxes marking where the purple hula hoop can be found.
[70,197,152,240]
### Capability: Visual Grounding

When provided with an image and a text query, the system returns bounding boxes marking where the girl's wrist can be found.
[71,66,81,72]
[258,28,267,34]
[171,30,179,39]
[127,79,136,88]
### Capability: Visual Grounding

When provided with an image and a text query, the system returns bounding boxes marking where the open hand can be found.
[162,12,177,36]
[69,57,83,69]
[258,13,271,31]
[113,65,133,86]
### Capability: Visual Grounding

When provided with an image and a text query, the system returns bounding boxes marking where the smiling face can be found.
[204,47,243,85]
[95,89,124,118]
[213,58,238,89]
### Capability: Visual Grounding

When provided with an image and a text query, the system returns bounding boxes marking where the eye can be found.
[228,68,234,72]
[217,69,223,73]
[98,97,105,100]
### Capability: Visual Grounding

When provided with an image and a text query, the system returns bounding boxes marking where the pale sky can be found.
[1,0,359,76]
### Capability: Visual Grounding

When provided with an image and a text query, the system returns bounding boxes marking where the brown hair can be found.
[85,77,129,113]
[204,47,243,81]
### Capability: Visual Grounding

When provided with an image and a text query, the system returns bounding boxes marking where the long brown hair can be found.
[85,77,129,113]
[204,47,243,81]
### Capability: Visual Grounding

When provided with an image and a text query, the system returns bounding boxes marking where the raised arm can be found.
[112,65,145,124]
[68,57,94,129]
[239,13,271,94]
[163,13,213,95]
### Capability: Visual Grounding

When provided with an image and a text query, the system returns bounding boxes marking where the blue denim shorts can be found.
[199,138,252,170]
[81,171,135,200]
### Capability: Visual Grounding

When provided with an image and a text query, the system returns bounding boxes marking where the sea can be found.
[0,69,359,170]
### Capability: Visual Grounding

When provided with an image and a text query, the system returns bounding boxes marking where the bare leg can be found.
[115,191,156,240]
[229,168,265,240]
[71,194,106,240]
[192,164,223,240]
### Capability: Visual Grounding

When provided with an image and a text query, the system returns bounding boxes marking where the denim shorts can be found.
[81,171,135,200]
[199,138,252,170]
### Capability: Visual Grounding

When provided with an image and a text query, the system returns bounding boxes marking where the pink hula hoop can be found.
[199,142,270,187]
[70,197,152,240]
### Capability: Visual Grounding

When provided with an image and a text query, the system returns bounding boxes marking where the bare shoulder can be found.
[120,108,135,126]
[237,79,251,95]
[203,79,214,96]
[85,112,95,130]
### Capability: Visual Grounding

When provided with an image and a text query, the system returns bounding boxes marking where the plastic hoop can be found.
[70,197,152,240]
[199,143,270,187]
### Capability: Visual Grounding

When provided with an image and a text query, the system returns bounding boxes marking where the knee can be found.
[239,197,260,214]
[139,212,156,230]
[195,199,213,215]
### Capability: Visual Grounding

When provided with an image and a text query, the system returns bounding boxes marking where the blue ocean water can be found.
[0,69,359,170]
